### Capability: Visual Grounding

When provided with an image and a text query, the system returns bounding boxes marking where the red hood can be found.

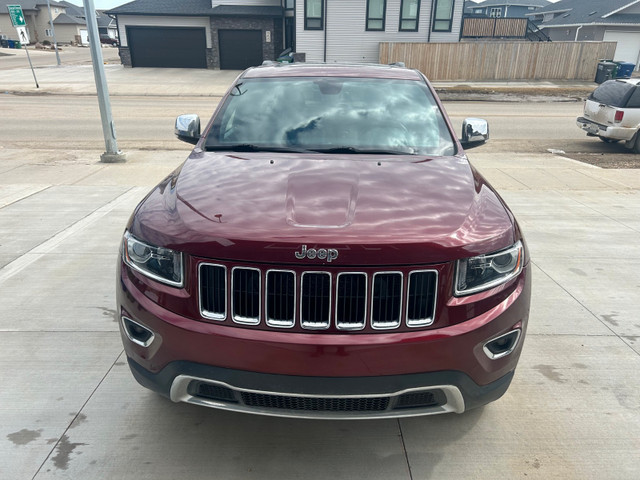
[130,151,516,265]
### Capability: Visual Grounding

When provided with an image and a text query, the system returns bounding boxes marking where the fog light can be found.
[122,316,155,347]
[483,329,521,360]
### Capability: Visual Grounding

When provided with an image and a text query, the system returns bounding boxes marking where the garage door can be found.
[218,30,263,70]
[127,27,207,68]
[603,31,640,69]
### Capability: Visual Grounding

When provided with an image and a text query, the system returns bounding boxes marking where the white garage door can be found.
[603,31,640,69]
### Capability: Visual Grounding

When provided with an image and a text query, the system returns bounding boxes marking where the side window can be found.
[399,0,420,32]
[432,0,454,32]
[305,0,324,30]
[366,0,387,31]
[625,87,640,108]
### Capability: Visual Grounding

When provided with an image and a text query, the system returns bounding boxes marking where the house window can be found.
[490,7,501,18]
[45,29,52,37]
[432,0,454,32]
[366,0,387,31]
[54,8,59,14]
[399,0,420,31]
[305,0,323,30]
[285,0,294,9]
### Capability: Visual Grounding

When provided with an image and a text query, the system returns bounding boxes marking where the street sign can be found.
[16,26,29,44]
[7,5,26,27]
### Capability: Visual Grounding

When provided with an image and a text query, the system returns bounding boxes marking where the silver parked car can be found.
[577,78,640,152]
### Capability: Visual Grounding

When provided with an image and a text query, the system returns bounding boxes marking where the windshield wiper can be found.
[310,146,414,155]
[204,144,309,153]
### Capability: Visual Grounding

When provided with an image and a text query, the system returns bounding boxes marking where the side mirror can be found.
[175,114,201,145]
[461,118,489,149]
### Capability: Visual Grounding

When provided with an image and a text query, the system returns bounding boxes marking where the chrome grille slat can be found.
[301,272,331,329]
[199,265,437,330]
[199,264,227,320]
[336,273,367,330]
[266,270,296,328]
[407,271,438,327]
[232,267,261,325]
[371,272,403,330]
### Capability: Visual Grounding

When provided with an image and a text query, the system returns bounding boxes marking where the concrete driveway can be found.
[0,64,639,479]
[1,147,638,479]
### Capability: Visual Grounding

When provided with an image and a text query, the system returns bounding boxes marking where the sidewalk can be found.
[0,56,599,98]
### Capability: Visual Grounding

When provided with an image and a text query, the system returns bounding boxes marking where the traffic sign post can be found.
[6,4,39,88]
[16,26,29,43]
[8,4,26,27]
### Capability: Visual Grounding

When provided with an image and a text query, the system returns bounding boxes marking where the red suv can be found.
[117,63,530,419]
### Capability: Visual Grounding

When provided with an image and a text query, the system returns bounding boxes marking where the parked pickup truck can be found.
[577,78,640,152]
[117,63,531,420]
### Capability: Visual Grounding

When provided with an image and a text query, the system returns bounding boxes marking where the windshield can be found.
[205,77,456,156]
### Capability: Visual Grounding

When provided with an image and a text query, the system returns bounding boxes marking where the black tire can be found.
[598,136,620,143]
[633,134,640,154]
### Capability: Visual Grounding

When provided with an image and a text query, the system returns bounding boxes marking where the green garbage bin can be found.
[15,41,21,49]
[595,61,617,84]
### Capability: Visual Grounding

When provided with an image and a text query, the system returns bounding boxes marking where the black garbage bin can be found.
[595,61,617,84]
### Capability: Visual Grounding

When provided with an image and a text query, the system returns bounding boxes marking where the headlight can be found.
[122,231,183,287]
[455,241,523,296]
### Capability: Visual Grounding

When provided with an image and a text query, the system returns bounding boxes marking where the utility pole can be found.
[83,0,126,163]
[45,0,61,66]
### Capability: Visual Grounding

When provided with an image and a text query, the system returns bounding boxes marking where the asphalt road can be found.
[0,94,626,155]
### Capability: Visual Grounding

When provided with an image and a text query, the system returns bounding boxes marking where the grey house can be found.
[531,0,640,67]
[464,0,550,18]
[106,0,464,70]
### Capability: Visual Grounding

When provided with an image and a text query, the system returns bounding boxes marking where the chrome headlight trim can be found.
[454,241,523,296]
[122,231,184,288]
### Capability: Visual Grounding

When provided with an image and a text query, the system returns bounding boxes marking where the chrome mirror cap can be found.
[175,114,201,145]
[461,118,489,148]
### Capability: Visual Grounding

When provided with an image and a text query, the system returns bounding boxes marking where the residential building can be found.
[531,0,640,67]
[464,0,550,18]
[0,0,66,43]
[106,0,464,69]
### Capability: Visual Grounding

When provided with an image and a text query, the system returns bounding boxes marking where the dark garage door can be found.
[127,27,207,68]
[219,30,263,70]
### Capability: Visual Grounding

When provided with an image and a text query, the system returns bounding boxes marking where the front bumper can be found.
[128,357,515,419]
[577,116,636,141]
[118,261,530,418]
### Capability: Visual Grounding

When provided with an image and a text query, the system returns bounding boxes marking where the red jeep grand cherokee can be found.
[117,63,530,419]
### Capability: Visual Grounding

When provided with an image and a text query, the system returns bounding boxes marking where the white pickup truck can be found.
[577,78,640,153]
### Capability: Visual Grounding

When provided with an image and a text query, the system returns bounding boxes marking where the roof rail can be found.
[389,62,406,68]
[262,60,279,66]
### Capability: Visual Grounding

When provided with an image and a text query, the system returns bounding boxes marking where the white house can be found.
[106,0,464,69]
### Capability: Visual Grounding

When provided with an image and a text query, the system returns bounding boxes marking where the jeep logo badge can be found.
[294,245,339,263]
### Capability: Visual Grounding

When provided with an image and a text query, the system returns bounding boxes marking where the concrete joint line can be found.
[0,188,139,285]
[0,184,51,209]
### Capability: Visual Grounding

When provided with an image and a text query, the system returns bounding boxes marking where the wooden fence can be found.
[379,41,617,81]
[462,17,528,38]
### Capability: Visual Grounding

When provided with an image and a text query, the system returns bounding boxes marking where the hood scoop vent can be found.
[285,170,359,228]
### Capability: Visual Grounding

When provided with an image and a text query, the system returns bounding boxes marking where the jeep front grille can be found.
[199,264,438,331]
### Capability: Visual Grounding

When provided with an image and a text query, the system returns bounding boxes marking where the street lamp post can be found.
[83,0,126,163]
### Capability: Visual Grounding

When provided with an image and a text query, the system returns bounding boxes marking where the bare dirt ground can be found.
[562,152,640,168]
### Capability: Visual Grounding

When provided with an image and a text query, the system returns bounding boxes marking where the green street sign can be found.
[8,5,26,27]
